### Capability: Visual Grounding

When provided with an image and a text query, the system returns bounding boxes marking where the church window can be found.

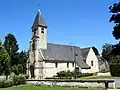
[33,28,37,36]
[32,40,36,50]
[91,61,93,66]
[67,63,69,68]
[55,63,58,68]
[83,59,86,63]
[41,28,44,33]
[72,63,74,67]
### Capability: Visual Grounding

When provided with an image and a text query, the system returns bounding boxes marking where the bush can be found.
[3,80,13,88]
[0,80,4,88]
[18,76,26,84]
[12,76,19,85]
[0,80,13,88]
[110,64,120,76]
[12,75,26,86]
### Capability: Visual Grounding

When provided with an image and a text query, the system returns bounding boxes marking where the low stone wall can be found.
[97,72,111,76]
[27,79,115,88]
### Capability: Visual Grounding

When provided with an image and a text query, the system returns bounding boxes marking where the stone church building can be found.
[27,10,100,79]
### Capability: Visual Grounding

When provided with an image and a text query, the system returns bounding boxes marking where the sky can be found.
[0,0,118,54]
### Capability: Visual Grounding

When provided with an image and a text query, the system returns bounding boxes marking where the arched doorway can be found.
[30,65,35,78]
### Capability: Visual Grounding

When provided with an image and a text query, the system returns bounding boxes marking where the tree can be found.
[111,42,120,56]
[92,46,99,55]
[110,55,120,76]
[4,33,19,66]
[101,43,113,63]
[18,51,28,74]
[109,2,120,40]
[0,40,10,79]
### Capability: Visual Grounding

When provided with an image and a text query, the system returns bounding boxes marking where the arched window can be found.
[33,28,37,36]
[55,63,58,68]
[67,63,69,68]
[32,40,36,50]
[41,28,44,33]
[91,61,94,66]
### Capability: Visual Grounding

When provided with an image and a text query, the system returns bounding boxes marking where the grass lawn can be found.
[1,84,101,90]
[80,76,120,79]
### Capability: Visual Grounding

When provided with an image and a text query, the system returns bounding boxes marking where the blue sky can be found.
[0,0,118,53]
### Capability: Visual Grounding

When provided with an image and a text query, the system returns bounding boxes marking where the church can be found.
[27,9,100,79]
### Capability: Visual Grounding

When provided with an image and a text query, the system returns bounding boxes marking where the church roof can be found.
[81,47,90,59]
[41,43,90,69]
[32,10,47,28]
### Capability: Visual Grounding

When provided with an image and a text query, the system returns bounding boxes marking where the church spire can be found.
[32,9,47,28]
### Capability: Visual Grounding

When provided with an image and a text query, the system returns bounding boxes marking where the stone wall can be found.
[27,79,115,88]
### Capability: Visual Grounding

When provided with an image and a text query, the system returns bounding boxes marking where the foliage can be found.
[109,2,120,40]
[0,40,10,79]
[53,70,93,79]
[101,43,113,63]
[18,51,28,74]
[11,64,24,75]
[4,33,19,66]
[0,80,13,88]
[92,46,99,55]
[3,33,28,75]
[12,76,26,86]
[110,55,120,76]
[111,42,120,56]
[0,75,26,88]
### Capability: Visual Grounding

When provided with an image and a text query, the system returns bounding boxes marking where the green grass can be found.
[1,84,101,90]
[80,76,120,79]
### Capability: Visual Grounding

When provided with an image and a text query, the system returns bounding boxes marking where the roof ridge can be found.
[47,42,81,48]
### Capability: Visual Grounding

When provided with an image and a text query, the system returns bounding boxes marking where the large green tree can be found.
[109,2,120,40]
[18,50,28,74]
[0,40,10,79]
[4,33,19,66]
[109,2,120,76]
[101,43,113,63]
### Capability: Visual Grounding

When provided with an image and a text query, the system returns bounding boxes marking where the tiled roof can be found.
[32,10,47,28]
[41,43,90,69]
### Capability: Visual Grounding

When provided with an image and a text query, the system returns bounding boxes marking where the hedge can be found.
[0,75,26,88]
[110,64,120,76]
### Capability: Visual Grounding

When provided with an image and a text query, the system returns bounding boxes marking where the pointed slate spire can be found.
[32,9,47,28]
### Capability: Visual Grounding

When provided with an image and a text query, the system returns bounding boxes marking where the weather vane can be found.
[38,4,40,10]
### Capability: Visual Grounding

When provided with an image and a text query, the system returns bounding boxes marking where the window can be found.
[83,60,86,63]
[41,28,44,33]
[75,67,79,72]
[55,63,58,68]
[32,40,36,50]
[33,28,37,36]
[91,61,93,66]
[72,63,74,67]
[67,63,69,68]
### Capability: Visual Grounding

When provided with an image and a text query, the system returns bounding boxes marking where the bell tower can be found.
[28,9,47,79]
[31,9,47,50]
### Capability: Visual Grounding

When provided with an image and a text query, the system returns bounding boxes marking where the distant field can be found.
[1,84,101,90]
[80,76,120,79]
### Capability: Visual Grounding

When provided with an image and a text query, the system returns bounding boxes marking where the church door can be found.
[30,65,35,78]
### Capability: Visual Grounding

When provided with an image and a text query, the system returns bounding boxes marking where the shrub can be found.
[110,55,120,76]
[110,64,120,76]
[0,80,4,88]
[18,76,26,84]
[3,80,13,88]
[0,80,13,88]
[12,76,19,85]
[12,75,26,86]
